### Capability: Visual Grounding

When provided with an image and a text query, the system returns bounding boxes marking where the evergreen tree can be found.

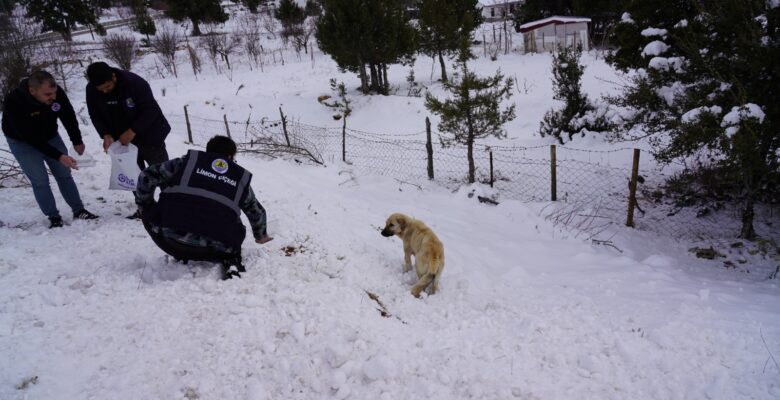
[166,0,228,36]
[417,0,481,83]
[304,0,322,17]
[540,44,591,144]
[607,0,780,239]
[239,0,262,13]
[22,0,105,40]
[316,0,416,94]
[275,0,305,40]
[131,0,156,38]
[425,46,516,183]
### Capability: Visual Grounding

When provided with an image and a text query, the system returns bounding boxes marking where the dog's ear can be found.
[397,216,407,231]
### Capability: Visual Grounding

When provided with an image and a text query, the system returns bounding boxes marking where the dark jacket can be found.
[2,79,82,160]
[140,150,260,249]
[86,69,170,147]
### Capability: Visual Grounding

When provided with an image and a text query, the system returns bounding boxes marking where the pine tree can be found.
[607,0,780,239]
[275,0,305,41]
[22,0,104,41]
[540,44,590,144]
[166,0,228,36]
[425,45,516,183]
[316,0,416,94]
[131,0,156,38]
[417,0,481,83]
[240,0,262,14]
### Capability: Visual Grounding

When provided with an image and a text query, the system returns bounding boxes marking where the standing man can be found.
[2,70,99,228]
[85,61,170,219]
[135,136,273,280]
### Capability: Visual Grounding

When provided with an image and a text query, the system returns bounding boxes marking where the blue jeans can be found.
[7,136,84,218]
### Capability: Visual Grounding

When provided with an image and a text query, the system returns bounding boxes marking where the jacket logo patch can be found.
[30,111,40,116]
[51,102,61,112]
[126,97,135,108]
[212,159,229,174]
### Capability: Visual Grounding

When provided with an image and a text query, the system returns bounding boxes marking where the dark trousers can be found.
[141,205,239,264]
[136,143,169,170]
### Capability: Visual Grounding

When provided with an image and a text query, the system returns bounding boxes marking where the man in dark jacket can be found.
[85,61,171,219]
[2,70,99,228]
[135,136,273,280]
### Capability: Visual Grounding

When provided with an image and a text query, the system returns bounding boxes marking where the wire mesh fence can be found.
[164,111,775,242]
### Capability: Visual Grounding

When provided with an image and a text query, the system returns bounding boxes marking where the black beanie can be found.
[86,62,114,85]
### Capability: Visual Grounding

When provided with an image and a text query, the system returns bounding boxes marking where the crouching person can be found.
[134,136,273,280]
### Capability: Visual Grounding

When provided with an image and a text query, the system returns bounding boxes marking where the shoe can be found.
[49,216,63,229]
[126,210,141,220]
[221,264,242,280]
[74,209,99,220]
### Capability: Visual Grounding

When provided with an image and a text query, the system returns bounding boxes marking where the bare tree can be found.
[185,39,202,78]
[0,12,39,110]
[102,33,139,70]
[150,24,180,77]
[200,31,222,73]
[238,13,263,71]
[261,11,278,40]
[42,41,79,92]
[216,33,242,72]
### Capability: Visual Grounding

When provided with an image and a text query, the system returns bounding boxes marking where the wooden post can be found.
[183,105,193,144]
[550,144,557,201]
[342,117,346,163]
[426,117,434,180]
[489,150,494,188]
[279,107,290,146]
[223,114,231,139]
[626,148,641,227]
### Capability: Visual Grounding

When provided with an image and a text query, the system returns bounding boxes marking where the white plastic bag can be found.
[107,141,141,191]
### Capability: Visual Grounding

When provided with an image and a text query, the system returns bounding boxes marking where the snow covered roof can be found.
[518,16,592,33]
[477,0,522,7]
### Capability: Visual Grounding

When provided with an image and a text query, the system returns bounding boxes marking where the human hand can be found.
[59,154,79,170]
[119,129,136,145]
[255,235,273,244]
[74,143,85,155]
[102,135,114,152]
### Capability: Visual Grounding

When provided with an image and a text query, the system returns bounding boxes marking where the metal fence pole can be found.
[426,117,434,180]
[550,144,557,201]
[626,148,641,227]
[223,114,231,139]
[183,105,193,144]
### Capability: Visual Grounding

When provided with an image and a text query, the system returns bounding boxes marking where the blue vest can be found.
[158,150,252,248]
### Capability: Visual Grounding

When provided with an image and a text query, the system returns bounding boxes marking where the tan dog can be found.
[381,213,444,297]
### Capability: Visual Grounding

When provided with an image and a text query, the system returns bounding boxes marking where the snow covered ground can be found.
[2,9,780,399]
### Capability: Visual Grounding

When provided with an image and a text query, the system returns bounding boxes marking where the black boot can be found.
[49,216,63,229]
[74,209,99,220]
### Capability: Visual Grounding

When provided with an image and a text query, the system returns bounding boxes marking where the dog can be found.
[381,213,444,297]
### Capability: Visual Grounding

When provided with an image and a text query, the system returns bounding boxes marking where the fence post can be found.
[223,114,231,139]
[342,117,346,163]
[279,106,290,146]
[550,144,557,201]
[489,150,494,188]
[626,148,641,227]
[426,117,434,180]
[183,105,193,144]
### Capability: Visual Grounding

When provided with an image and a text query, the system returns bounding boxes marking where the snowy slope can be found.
[2,9,780,399]
[1,134,779,399]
